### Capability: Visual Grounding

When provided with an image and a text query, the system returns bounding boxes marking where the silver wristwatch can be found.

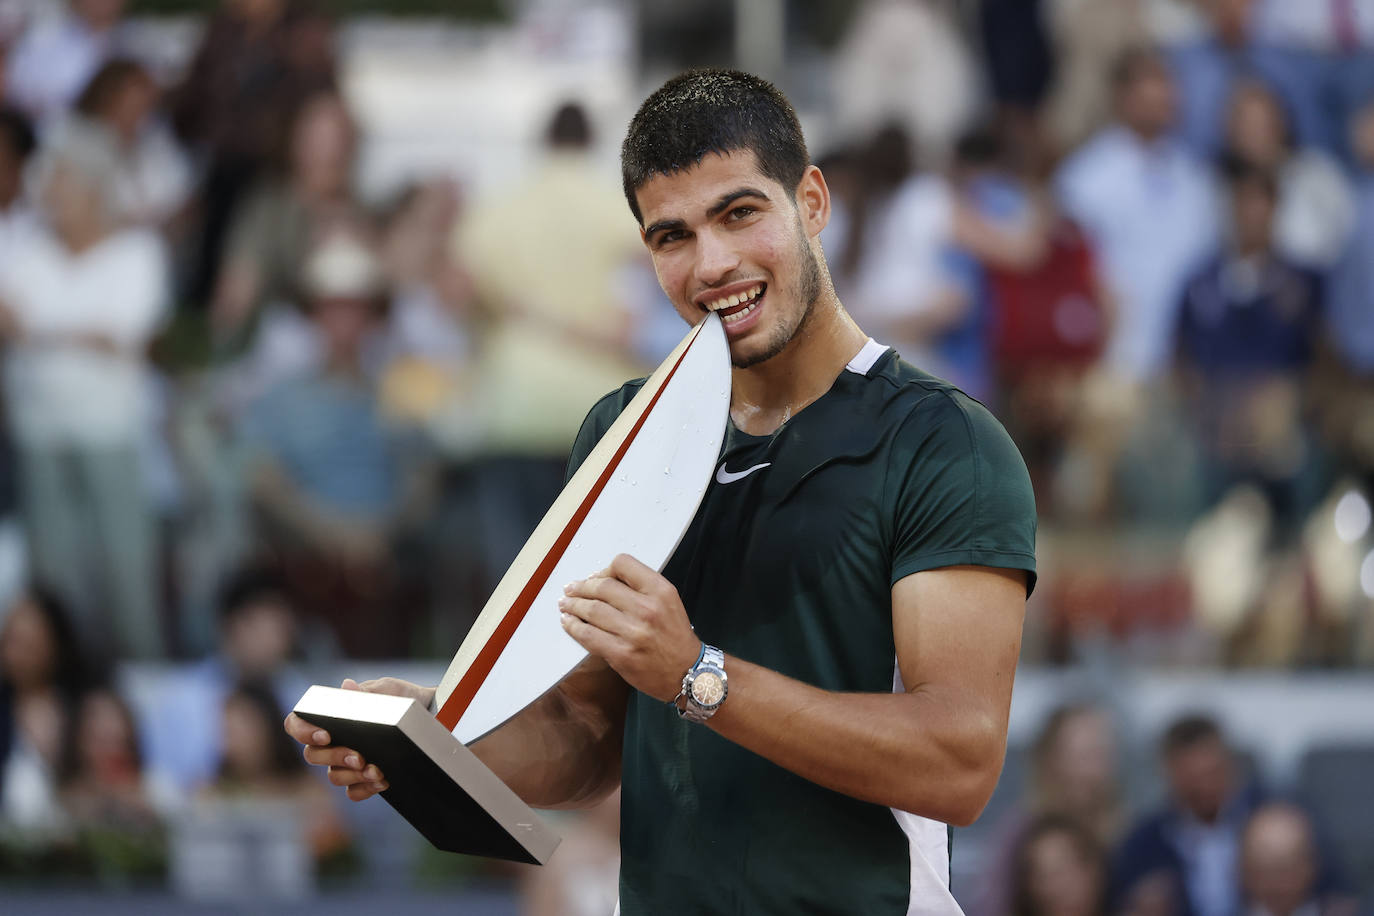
[677,644,728,723]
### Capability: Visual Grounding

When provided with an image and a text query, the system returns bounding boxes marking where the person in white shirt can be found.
[0,135,168,658]
[1220,78,1354,269]
[40,57,193,231]
[1055,47,1218,382]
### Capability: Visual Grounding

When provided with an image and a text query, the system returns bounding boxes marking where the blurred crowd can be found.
[964,703,1371,916]
[827,0,1374,671]
[0,0,1371,908]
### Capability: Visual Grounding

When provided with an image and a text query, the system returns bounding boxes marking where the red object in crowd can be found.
[986,220,1107,379]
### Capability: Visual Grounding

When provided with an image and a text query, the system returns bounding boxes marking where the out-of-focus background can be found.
[0,0,1371,913]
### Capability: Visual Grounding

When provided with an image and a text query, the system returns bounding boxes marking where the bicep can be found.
[891,565,1026,729]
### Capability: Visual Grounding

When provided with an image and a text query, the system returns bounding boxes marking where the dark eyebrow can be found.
[643,217,686,240]
[706,187,770,219]
[644,187,772,240]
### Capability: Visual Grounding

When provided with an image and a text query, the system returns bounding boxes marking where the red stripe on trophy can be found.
[436,322,706,731]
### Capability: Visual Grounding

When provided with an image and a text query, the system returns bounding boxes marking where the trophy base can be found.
[292,686,560,864]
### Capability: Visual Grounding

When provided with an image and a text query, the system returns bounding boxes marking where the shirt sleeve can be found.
[563,380,646,483]
[886,390,1038,593]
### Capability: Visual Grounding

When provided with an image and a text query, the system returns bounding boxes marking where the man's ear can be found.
[795,164,831,238]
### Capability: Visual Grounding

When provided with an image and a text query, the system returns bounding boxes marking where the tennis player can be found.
[287,69,1036,915]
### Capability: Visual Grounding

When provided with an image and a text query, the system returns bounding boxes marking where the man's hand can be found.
[559,553,700,703]
[283,677,435,801]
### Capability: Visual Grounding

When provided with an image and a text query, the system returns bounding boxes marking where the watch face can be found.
[690,670,725,707]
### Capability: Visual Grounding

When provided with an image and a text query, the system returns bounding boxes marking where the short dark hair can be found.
[217,565,292,625]
[1160,713,1225,757]
[620,68,810,225]
[546,101,592,150]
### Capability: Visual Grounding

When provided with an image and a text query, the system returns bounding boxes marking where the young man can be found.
[286,69,1036,914]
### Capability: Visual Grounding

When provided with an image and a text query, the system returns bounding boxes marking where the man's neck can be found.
[729,293,867,436]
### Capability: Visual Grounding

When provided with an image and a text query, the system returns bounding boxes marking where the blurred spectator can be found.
[977,0,1055,175]
[211,89,366,372]
[1248,0,1374,163]
[823,123,1046,385]
[1042,0,1151,155]
[830,0,980,164]
[170,0,338,307]
[1112,714,1259,916]
[1324,99,1374,383]
[240,227,432,657]
[1220,78,1354,269]
[206,678,349,864]
[1165,0,1286,160]
[374,178,473,429]
[948,124,1114,518]
[449,100,646,602]
[975,703,1125,916]
[0,105,35,261]
[0,103,33,529]
[0,137,168,659]
[0,108,28,532]
[142,566,307,794]
[0,586,95,833]
[55,685,169,878]
[45,57,192,231]
[1056,46,1218,382]
[1010,814,1111,916]
[3,0,127,128]
[1239,802,1360,916]
[1173,160,1324,526]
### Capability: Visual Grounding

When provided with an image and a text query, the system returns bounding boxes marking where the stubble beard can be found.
[731,221,823,369]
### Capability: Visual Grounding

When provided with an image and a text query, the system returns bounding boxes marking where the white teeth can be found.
[721,302,756,324]
[704,285,762,312]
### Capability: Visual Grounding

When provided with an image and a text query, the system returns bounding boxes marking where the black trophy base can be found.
[292,685,560,864]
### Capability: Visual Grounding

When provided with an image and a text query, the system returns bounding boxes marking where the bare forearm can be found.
[468,660,628,810]
[704,657,1007,825]
[470,693,619,809]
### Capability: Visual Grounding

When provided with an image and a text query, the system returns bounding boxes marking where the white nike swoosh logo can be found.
[715,461,771,484]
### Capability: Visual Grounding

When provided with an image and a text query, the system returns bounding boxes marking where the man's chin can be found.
[729,335,787,369]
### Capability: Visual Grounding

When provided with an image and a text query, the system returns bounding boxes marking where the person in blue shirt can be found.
[1174,157,1324,526]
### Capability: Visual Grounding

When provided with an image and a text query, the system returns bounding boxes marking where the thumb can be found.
[341,678,362,691]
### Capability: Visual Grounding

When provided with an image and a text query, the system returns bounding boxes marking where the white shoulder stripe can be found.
[845,338,890,375]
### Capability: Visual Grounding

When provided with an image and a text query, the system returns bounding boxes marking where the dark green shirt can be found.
[566,342,1037,915]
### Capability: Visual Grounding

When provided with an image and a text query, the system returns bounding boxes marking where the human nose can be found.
[693,227,740,288]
